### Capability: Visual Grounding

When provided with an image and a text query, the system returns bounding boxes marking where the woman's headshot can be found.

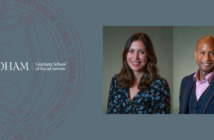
[103,27,173,114]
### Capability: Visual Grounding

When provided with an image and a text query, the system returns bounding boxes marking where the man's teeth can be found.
[204,63,211,66]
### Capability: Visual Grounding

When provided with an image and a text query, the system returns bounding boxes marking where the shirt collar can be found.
[193,68,214,83]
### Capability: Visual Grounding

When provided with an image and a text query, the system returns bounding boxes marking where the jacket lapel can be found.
[182,76,195,113]
[200,77,214,114]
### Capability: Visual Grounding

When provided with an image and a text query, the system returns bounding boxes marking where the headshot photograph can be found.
[103,26,173,114]
[173,26,214,114]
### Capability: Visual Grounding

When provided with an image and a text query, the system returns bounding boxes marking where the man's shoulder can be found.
[181,73,195,85]
[182,73,195,80]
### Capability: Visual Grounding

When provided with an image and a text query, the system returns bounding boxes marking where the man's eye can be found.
[200,52,205,55]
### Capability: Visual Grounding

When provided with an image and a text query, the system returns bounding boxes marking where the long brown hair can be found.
[117,32,159,89]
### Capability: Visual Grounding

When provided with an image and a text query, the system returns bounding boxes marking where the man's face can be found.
[194,42,214,76]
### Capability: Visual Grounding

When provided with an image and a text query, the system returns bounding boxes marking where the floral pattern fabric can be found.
[106,74,170,114]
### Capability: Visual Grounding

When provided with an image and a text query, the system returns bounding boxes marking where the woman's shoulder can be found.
[112,74,118,79]
[151,76,169,86]
[110,74,118,84]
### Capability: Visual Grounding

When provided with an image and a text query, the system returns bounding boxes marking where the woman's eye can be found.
[211,52,214,55]
[129,50,133,53]
[140,51,145,54]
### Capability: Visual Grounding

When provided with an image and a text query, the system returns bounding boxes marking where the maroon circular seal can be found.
[0,0,84,139]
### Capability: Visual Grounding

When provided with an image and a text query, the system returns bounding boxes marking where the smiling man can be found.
[179,36,214,114]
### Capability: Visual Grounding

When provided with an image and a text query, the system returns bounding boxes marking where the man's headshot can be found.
[179,35,214,114]
[194,36,214,78]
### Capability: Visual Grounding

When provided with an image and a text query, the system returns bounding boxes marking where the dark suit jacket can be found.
[179,73,214,114]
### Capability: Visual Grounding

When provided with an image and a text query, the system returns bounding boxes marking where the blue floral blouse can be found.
[106,74,170,114]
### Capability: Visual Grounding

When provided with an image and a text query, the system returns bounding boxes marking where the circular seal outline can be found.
[0,0,85,139]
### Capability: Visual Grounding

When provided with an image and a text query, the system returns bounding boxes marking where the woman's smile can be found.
[131,61,142,66]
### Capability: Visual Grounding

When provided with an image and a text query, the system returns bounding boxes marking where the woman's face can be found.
[126,40,148,74]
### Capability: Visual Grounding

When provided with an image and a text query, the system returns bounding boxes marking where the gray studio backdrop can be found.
[103,26,173,114]
[173,26,214,114]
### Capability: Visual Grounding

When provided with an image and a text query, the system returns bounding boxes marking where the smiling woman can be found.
[105,32,171,114]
